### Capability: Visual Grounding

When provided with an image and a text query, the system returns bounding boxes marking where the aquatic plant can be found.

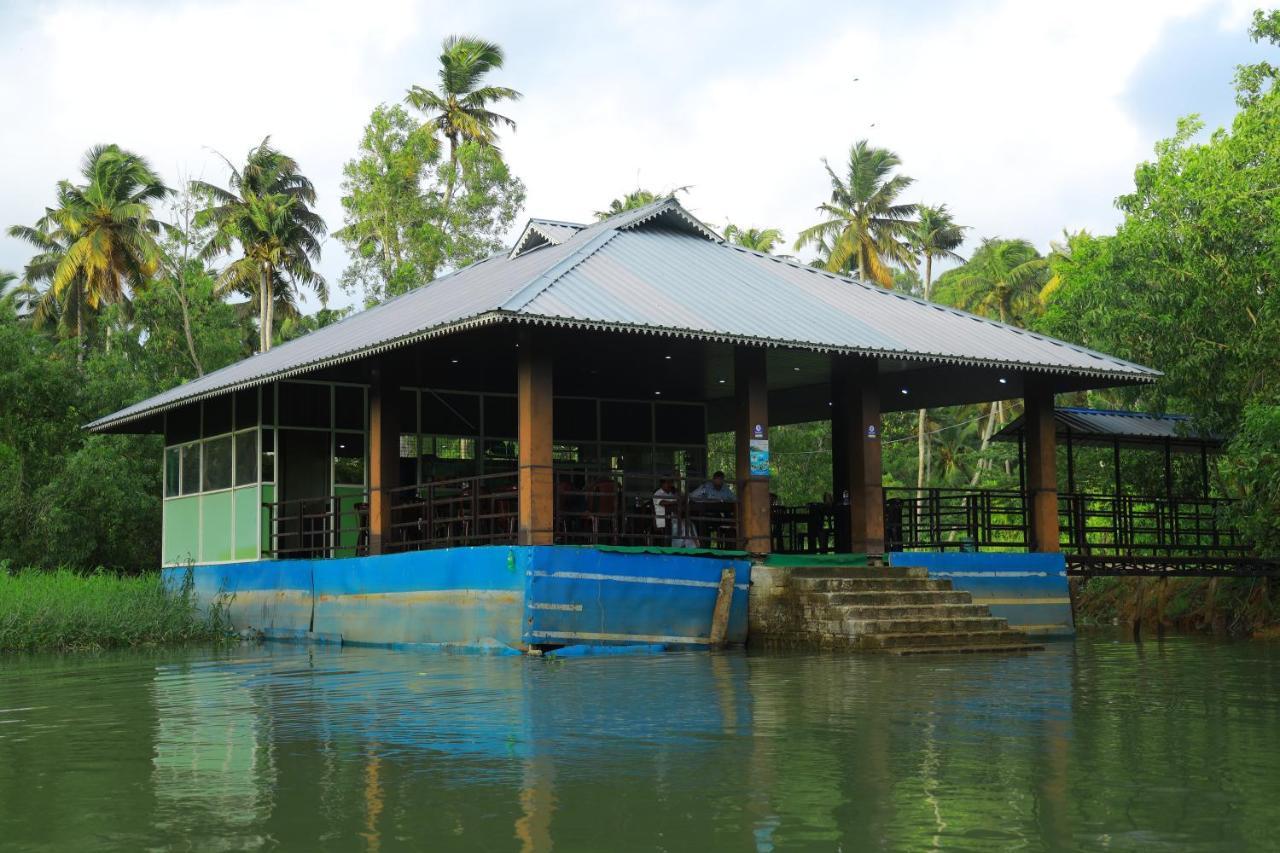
[0,563,232,652]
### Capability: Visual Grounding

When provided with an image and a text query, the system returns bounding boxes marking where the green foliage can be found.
[723,223,784,253]
[934,237,1047,325]
[794,140,917,286]
[0,565,231,652]
[1222,400,1280,556]
[595,186,689,220]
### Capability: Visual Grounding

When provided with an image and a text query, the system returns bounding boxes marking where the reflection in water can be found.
[1,635,1279,851]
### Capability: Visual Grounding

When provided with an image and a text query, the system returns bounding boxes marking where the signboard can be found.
[866,424,879,440]
[749,439,770,477]
[752,423,766,439]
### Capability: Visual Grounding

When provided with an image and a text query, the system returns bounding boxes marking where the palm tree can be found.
[193,137,327,353]
[6,220,80,336]
[405,35,521,214]
[594,186,690,220]
[909,204,967,492]
[794,140,917,286]
[724,224,784,254]
[1039,229,1088,305]
[11,146,169,348]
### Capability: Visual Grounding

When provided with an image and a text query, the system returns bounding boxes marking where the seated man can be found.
[690,471,735,503]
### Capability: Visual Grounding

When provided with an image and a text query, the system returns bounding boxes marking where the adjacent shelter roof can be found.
[90,197,1159,432]
[992,407,1222,452]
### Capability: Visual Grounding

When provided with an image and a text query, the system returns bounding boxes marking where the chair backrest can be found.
[590,478,618,514]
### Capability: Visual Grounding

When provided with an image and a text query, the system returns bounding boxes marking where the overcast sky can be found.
[0,0,1268,310]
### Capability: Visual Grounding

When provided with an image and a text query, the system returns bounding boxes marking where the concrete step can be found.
[791,577,954,593]
[800,603,991,620]
[887,643,1045,656]
[800,590,974,606]
[859,629,1030,650]
[819,616,1009,636]
[786,565,928,579]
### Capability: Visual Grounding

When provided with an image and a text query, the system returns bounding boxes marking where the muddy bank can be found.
[1072,576,1280,637]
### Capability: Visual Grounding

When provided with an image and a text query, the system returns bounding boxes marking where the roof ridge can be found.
[499,227,622,312]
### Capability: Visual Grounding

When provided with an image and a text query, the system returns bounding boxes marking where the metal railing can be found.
[386,471,519,551]
[263,491,370,558]
[884,487,1246,557]
[770,504,837,554]
[551,469,740,549]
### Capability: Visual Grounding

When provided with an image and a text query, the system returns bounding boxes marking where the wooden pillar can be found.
[1024,382,1060,553]
[368,366,401,556]
[734,346,771,554]
[518,334,554,545]
[832,356,883,557]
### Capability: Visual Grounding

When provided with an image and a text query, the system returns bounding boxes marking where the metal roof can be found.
[90,197,1159,432]
[992,407,1222,450]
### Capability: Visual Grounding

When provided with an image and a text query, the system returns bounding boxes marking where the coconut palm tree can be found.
[947,237,1047,326]
[793,140,917,286]
[724,224,784,254]
[405,35,521,213]
[8,217,88,343]
[13,146,169,345]
[594,186,690,220]
[193,138,327,353]
[909,204,967,491]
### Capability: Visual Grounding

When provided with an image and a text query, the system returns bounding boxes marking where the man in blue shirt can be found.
[690,471,735,503]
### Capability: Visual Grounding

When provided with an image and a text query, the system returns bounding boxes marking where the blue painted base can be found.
[166,546,751,653]
[888,551,1074,635]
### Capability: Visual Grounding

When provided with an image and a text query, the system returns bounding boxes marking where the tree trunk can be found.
[174,280,203,376]
[968,402,1001,487]
[260,265,272,353]
[441,135,459,225]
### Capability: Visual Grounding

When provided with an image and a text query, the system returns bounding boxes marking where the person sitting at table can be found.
[690,471,735,503]
[653,477,699,547]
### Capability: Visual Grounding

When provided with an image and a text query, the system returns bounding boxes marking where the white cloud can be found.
[0,0,1259,308]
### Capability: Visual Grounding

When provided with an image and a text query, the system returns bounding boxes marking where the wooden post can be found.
[734,346,771,554]
[368,367,401,556]
[708,566,736,647]
[832,356,884,558]
[518,334,554,545]
[1024,381,1060,553]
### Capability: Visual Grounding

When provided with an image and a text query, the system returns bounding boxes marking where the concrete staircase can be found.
[751,564,1043,655]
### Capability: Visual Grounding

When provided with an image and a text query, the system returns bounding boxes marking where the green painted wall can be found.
[334,485,366,558]
[260,482,275,558]
[233,486,259,560]
[200,491,233,564]
[163,496,200,566]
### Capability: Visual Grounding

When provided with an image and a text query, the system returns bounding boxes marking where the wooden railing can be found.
[263,491,371,558]
[386,471,519,551]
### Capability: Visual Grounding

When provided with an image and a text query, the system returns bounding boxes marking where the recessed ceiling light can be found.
[718,379,726,384]
[998,377,1008,384]
[793,367,801,372]
[654,390,662,396]
[451,359,459,364]
[664,355,672,360]
[900,388,909,395]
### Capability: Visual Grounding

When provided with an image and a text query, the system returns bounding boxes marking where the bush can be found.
[0,564,231,652]
[1222,399,1280,557]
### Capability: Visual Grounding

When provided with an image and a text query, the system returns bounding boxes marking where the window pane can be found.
[203,435,233,491]
[235,431,258,486]
[334,432,365,485]
[234,388,258,431]
[554,398,597,441]
[166,404,200,445]
[279,382,331,428]
[421,392,480,436]
[655,403,705,444]
[601,401,652,442]
[335,386,365,430]
[484,395,517,438]
[180,443,201,495]
[165,447,181,497]
[261,429,276,482]
[203,399,232,437]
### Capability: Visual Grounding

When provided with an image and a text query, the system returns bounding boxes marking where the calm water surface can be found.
[2,633,1279,852]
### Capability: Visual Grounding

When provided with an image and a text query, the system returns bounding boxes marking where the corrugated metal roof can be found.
[509,218,584,257]
[90,197,1159,432]
[993,407,1222,448]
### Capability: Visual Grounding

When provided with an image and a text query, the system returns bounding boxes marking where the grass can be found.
[1074,575,1279,636]
[0,563,232,652]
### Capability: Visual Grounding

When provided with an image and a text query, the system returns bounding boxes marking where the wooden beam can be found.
[734,346,771,554]
[1024,382,1060,552]
[518,335,554,545]
[368,366,401,556]
[832,356,884,557]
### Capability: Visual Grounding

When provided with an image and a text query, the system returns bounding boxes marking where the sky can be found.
[0,0,1269,311]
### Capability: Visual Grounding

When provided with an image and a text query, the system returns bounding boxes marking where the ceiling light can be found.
[450,359,459,364]
[998,377,1008,385]
[664,355,672,360]
[654,390,662,396]
[718,379,726,384]
[900,388,909,395]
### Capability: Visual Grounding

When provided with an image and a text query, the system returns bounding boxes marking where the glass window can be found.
[234,388,259,431]
[335,432,366,485]
[601,401,653,443]
[180,443,201,496]
[203,435,233,491]
[166,404,200,445]
[234,430,258,486]
[554,398,598,441]
[484,395,518,438]
[202,399,232,438]
[279,382,331,428]
[335,386,365,430]
[261,429,276,482]
[421,392,480,436]
[165,447,181,497]
[656,403,706,444]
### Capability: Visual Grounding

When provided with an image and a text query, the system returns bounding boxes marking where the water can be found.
[2,635,1279,852]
